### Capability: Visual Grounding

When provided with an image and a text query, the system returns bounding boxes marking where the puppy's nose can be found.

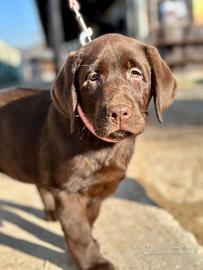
[109,104,132,124]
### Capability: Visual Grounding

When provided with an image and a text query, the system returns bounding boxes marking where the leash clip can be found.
[72,7,93,46]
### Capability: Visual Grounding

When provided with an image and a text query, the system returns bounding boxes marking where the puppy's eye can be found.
[130,68,143,80]
[88,72,99,81]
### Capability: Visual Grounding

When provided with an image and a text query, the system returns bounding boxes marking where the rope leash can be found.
[68,0,93,46]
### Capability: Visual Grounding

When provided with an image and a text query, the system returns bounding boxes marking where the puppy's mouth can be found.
[77,104,131,143]
[108,130,132,141]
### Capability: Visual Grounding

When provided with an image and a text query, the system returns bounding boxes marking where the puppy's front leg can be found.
[55,191,114,270]
[87,198,101,227]
[37,186,57,221]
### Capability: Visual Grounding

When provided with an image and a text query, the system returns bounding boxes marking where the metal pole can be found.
[126,0,138,37]
[48,0,64,72]
[126,0,149,41]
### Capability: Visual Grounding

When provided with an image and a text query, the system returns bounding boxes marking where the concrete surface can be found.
[0,174,203,270]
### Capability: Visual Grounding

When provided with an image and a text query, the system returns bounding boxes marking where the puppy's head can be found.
[51,34,176,142]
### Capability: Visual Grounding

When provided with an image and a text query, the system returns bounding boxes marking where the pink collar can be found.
[77,104,117,143]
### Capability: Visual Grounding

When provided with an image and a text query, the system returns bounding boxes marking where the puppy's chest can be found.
[86,164,126,198]
[64,148,128,198]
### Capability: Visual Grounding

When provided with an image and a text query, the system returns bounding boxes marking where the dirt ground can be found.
[0,71,203,269]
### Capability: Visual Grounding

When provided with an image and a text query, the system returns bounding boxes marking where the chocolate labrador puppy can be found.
[0,34,176,270]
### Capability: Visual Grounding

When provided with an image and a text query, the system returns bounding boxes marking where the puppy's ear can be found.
[146,46,177,122]
[51,51,82,132]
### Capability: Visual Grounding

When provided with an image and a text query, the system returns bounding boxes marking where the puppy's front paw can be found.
[88,261,115,270]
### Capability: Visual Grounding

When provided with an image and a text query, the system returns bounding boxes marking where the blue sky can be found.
[0,0,44,49]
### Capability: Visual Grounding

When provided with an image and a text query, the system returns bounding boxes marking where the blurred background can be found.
[0,0,203,87]
[0,1,203,269]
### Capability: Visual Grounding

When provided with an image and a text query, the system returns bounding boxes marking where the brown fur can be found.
[0,34,176,270]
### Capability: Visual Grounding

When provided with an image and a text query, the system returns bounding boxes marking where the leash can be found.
[68,0,93,46]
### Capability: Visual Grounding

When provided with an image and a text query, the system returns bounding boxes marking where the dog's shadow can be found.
[113,177,156,205]
[0,178,155,269]
[0,204,74,269]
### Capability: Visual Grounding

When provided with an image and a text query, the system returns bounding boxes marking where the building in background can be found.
[35,0,203,70]
[22,45,55,83]
[0,41,22,85]
[0,41,55,86]
[146,0,203,68]
[1,0,202,87]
